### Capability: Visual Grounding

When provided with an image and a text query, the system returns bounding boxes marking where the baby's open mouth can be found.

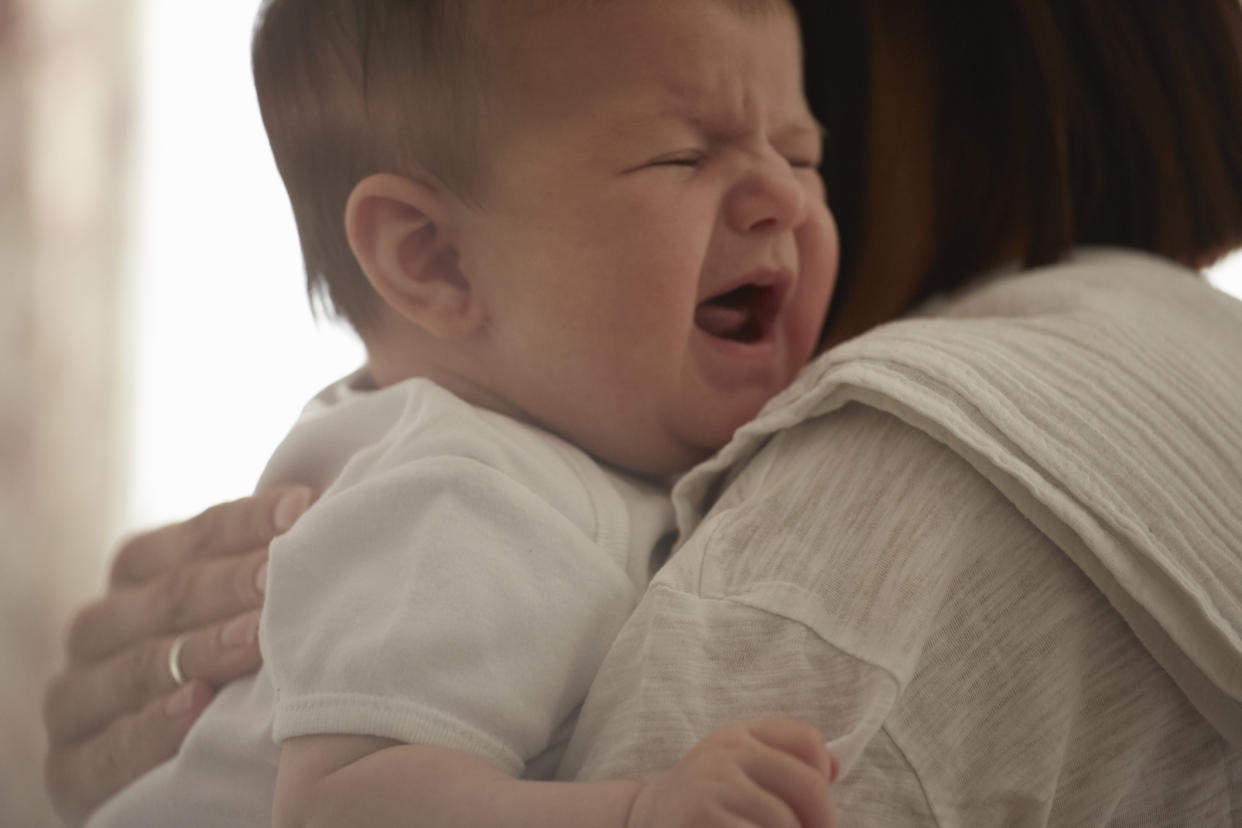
[695,284,779,344]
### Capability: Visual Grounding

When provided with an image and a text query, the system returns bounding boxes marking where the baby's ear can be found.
[345,173,484,339]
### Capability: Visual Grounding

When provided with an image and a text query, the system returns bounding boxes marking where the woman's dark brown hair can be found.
[798,0,1242,343]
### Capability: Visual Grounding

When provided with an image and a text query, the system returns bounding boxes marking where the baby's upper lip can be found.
[698,266,794,306]
[694,266,795,343]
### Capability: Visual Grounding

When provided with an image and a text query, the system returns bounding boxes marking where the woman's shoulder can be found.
[672,248,1242,537]
[669,247,1242,742]
[593,403,1239,817]
[665,404,1034,675]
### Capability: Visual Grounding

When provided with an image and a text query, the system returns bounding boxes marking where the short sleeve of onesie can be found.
[260,387,654,777]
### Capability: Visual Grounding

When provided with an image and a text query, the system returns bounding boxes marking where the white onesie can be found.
[89,374,673,828]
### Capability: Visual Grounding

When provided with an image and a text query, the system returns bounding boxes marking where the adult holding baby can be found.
[45,0,1242,824]
[74,0,841,825]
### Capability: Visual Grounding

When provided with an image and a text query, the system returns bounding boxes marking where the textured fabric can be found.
[564,250,1242,824]
[89,375,672,828]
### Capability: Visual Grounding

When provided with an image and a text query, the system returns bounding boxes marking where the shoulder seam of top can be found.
[879,724,946,827]
[645,581,908,691]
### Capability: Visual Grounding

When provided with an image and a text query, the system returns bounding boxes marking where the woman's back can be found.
[564,250,1242,824]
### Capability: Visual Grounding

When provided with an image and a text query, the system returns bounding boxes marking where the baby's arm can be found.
[272,718,836,828]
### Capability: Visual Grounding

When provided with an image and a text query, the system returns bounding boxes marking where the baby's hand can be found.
[627,718,837,828]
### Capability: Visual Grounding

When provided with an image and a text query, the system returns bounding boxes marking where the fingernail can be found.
[273,489,311,533]
[829,754,840,782]
[254,560,268,595]
[221,612,260,648]
[165,683,196,718]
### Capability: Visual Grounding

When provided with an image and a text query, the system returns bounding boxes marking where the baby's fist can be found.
[627,718,837,828]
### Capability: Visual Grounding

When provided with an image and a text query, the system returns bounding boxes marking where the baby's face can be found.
[460,0,838,476]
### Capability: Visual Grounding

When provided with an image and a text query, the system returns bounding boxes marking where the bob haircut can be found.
[797,0,1242,342]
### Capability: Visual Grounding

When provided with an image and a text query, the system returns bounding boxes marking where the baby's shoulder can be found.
[321,379,670,560]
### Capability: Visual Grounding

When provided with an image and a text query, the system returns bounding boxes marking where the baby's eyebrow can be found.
[592,92,827,149]
[612,111,825,145]
[777,120,828,143]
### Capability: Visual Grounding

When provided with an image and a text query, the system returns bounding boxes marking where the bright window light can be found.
[127,2,364,531]
[1208,250,1242,300]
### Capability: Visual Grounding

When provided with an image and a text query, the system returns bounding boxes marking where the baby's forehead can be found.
[473,1,799,119]
[476,0,793,41]
[473,0,810,142]
[476,0,798,81]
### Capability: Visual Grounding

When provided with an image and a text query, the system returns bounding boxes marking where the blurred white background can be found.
[3,2,1242,826]
[1213,250,1242,297]
[126,1,364,533]
[1,2,362,825]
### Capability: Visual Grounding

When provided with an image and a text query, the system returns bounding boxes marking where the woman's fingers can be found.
[46,611,263,747]
[177,609,264,685]
[109,485,313,586]
[42,488,314,826]
[68,548,269,664]
[47,548,266,753]
[44,681,214,828]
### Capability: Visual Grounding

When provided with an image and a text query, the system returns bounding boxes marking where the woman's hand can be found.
[42,485,314,827]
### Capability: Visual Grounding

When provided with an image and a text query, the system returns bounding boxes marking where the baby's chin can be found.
[600,415,762,481]
[577,429,706,482]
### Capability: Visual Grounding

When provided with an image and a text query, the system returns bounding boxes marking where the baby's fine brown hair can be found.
[253,0,793,333]
[253,0,485,332]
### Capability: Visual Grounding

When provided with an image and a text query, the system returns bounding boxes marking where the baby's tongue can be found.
[695,303,749,339]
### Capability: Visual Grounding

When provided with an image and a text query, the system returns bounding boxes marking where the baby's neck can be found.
[363,328,524,423]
